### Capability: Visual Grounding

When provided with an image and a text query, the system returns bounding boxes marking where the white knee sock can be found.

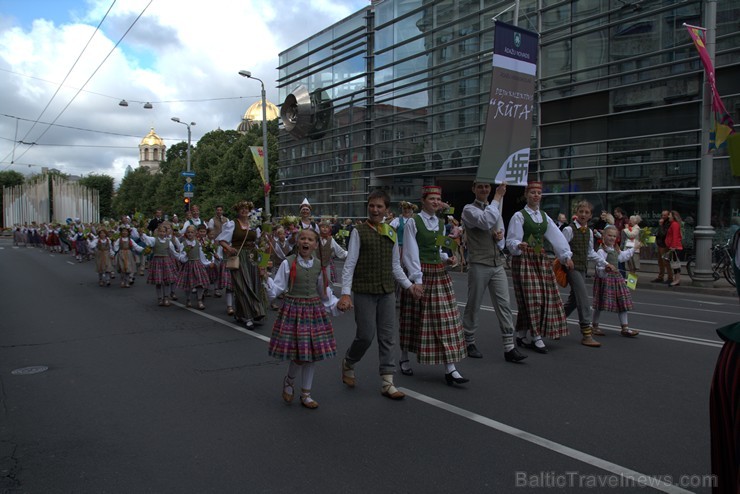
[301,362,315,391]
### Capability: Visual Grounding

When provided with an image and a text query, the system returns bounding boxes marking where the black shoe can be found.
[445,372,469,386]
[532,344,548,354]
[516,337,534,349]
[467,343,483,359]
[399,360,414,376]
[504,348,528,363]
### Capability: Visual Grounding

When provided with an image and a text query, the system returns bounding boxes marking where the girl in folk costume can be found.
[140,224,180,306]
[266,228,341,409]
[505,181,572,354]
[88,229,114,286]
[318,217,348,283]
[161,221,182,301]
[196,224,216,297]
[592,225,638,337]
[45,224,61,252]
[216,200,268,328]
[114,226,144,288]
[389,201,418,257]
[177,225,212,310]
[399,185,469,385]
[205,228,222,297]
[70,220,89,262]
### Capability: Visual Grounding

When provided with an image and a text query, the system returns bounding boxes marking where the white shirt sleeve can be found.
[341,229,361,296]
[330,238,348,260]
[216,221,235,244]
[402,217,422,284]
[506,211,525,255]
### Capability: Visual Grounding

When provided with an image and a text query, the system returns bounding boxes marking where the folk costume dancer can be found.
[399,185,468,386]
[506,181,572,354]
[337,189,422,400]
[560,200,606,347]
[318,218,348,283]
[88,229,114,286]
[177,225,212,310]
[461,181,527,362]
[114,226,144,288]
[141,225,181,306]
[266,228,341,409]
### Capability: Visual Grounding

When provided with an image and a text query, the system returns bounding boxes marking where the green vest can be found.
[413,214,441,264]
[186,242,200,261]
[569,223,590,272]
[352,222,396,294]
[521,209,549,248]
[286,254,322,298]
[152,238,171,257]
[602,246,619,266]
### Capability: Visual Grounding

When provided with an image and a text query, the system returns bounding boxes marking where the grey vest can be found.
[465,202,506,267]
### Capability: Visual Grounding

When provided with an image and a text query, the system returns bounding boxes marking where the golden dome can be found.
[243,100,279,122]
[140,128,164,146]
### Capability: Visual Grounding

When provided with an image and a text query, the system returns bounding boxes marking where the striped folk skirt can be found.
[268,295,336,362]
[147,255,180,286]
[510,250,569,339]
[592,272,634,313]
[176,260,210,290]
[399,262,466,365]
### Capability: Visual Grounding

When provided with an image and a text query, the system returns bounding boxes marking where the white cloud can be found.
[0,0,369,185]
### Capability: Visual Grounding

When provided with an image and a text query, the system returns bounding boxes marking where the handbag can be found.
[668,249,681,270]
[552,258,569,287]
[226,230,248,270]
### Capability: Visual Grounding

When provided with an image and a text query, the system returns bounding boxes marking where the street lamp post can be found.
[171,117,196,173]
[238,70,270,221]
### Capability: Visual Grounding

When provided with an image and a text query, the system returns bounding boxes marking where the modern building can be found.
[138,128,166,173]
[276,0,739,251]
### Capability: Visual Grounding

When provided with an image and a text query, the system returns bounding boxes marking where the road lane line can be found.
[170,301,270,342]
[400,388,695,494]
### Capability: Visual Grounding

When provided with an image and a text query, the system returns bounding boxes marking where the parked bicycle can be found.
[686,240,736,286]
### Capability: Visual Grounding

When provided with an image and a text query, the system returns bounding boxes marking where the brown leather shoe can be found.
[341,359,356,387]
[581,335,602,347]
[300,391,319,409]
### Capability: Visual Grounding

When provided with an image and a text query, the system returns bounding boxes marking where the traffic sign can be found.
[184,192,194,198]
[184,183,195,192]
[185,177,193,183]
[181,171,196,177]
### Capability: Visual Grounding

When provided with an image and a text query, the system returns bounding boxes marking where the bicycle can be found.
[686,240,736,287]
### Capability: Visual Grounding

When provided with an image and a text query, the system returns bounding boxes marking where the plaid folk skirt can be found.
[592,272,634,313]
[218,261,232,291]
[176,260,210,290]
[510,250,569,339]
[399,263,466,365]
[268,296,336,362]
[147,255,179,286]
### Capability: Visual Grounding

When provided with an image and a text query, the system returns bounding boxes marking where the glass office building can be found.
[276,0,739,251]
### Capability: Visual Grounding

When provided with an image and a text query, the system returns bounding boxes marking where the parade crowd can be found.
[10,181,682,410]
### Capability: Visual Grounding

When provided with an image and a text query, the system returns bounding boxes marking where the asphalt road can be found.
[1,240,738,493]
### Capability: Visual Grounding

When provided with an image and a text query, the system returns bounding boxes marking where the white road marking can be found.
[400,388,695,494]
[169,301,270,342]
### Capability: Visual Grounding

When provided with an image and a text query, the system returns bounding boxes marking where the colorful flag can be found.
[249,146,266,184]
[685,24,736,151]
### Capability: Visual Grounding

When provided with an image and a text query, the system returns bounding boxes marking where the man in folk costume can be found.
[207,205,229,239]
[505,181,572,354]
[389,201,418,257]
[337,189,423,400]
[180,204,204,234]
[318,217,348,283]
[461,181,527,362]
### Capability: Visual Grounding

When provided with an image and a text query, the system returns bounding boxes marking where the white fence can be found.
[3,175,99,227]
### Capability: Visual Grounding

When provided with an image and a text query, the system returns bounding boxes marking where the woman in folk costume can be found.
[318,217,348,283]
[114,226,144,288]
[140,223,181,307]
[266,228,341,409]
[297,198,319,233]
[177,225,212,310]
[88,228,114,286]
[505,181,572,354]
[399,185,469,386]
[217,200,268,329]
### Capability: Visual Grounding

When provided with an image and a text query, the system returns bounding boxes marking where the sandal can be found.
[300,390,319,409]
[282,376,295,403]
[620,326,639,337]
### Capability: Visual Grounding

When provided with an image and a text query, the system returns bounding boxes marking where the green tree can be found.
[79,173,115,219]
[112,167,157,217]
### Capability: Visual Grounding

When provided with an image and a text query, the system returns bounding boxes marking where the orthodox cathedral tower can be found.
[138,128,166,173]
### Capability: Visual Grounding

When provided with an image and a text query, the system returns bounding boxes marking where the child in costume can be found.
[141,224,181,306]
[318,218,348,283]
[177,225,212,310]
[88,229,114,286]
[592,225,638,337]
[266,228,341,409]
[114,226,143,288]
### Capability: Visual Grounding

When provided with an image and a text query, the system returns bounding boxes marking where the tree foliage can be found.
[113,121,279,220]
[79,173,115,219]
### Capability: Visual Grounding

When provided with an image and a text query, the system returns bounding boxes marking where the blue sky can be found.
[0,0,369,182]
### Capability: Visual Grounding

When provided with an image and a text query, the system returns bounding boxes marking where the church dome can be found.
[140,128,164,146]
[243,100,279,122]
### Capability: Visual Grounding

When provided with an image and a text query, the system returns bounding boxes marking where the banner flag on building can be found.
[476,21,538,186]
[249,146,267,184]
[685,24,736,151]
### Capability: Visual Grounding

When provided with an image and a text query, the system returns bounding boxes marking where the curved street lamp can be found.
[171,117,196,173]
[238,69,271,221]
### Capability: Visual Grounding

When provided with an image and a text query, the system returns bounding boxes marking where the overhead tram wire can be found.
[3,0,154,171]
[1,0,117,167]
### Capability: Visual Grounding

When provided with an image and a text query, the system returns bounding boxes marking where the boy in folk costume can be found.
[506,181,572,354]
[318,217,348,283]
[114,226,144,288]
[88,229,114,286]
[177,225,212,310]
[560,200,607,347]
[389,201,418,257]
[140,224,181,306]
[337,189,423,400]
